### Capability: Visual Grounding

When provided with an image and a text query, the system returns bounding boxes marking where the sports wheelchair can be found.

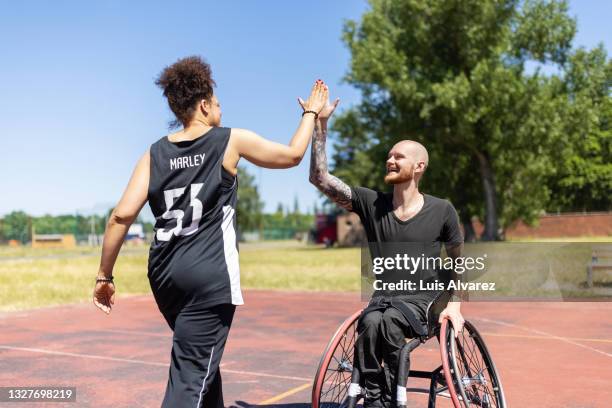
[312,292,506,408]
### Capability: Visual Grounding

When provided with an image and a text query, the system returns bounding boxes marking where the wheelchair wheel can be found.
[312,310,362,408]
[440,319,507,408]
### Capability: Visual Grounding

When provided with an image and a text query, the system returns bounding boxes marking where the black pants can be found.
[355,300,425,407]
[160,303,235,408]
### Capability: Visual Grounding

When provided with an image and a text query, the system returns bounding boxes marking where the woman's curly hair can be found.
[155,56,216,129]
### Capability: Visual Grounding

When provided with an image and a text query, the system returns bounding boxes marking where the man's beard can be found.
[384,168,413,184]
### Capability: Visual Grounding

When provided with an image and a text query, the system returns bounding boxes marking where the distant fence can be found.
[473,212,612,239]
[262,228,315,241]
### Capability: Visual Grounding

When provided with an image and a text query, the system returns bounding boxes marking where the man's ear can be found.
[415,161,428,176]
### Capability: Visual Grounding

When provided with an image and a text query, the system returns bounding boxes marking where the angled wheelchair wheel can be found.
[312,310,362,408]
[440,319,507,408]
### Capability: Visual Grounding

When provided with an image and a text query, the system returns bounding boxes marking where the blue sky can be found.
[0,0,609,219]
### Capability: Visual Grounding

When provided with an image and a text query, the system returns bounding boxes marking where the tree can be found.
[547,46,612,211]
[293,195,300,215]
[275,203,284,215]
[32,214,73,234]
[332,0,603,240]
[236,166,264,233]
[1,211,31,243]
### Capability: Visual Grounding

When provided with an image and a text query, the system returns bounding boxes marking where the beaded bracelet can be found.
[302,110,318,119]
[96,276,114,284]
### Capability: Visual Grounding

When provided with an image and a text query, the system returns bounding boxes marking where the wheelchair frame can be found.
[312,304,506,408]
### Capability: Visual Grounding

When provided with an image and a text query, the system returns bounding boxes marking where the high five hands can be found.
[298,80,340,121]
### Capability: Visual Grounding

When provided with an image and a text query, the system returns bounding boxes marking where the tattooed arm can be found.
[308,118,353,211]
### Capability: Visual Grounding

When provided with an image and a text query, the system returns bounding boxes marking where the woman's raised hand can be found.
[298,80,328,115]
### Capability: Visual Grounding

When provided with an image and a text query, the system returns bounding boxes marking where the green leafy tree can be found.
[292,195,300,215]
[32,214,107,236]
[275,202,284,215]
[1,211,31,243]
[547,46,612,211]
[141,220,155,234]
[332,0,607,240]
[32,215,58,234]
[236,166,264,233]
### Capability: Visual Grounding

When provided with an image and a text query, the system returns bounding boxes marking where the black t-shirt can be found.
[350,186,463,302]
[351,187,462,245]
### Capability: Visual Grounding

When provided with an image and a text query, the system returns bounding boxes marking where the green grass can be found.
[508,236,612,243]
[361,241,612,300]
[1,239,610,312]
[460,242,612,299]
[0,249,152,312]
[0,242,361,312]
[0,246,101,259]
[240,244,360,291]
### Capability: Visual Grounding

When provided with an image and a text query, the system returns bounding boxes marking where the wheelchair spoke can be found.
[449,322,505,408]
[456,339,483,403]
[460,331,483,374]
[338,333,356,357]
[321,370,351,407]
[325,377,347,402]
[323,361,350,385]
[321,373,343,398]
[315,312,360,408]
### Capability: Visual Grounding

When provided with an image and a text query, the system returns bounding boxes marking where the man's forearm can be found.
[309,119,330,182]
[309,120,353,210]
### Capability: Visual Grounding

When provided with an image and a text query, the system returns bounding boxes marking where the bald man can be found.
[308,99,464,408]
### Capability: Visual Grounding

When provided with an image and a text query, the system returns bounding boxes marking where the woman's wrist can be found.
[302,110,318,119]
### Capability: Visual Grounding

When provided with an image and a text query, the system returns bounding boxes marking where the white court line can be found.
[0,345,168,367]
[0,345,310,382]
[0,326,171,338]
[222,369,309,382]
[98,328,170,337]
[474,317,612,358]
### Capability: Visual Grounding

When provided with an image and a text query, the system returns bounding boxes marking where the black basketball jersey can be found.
[147,127,243,315]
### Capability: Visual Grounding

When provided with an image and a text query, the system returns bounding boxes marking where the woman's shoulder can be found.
[150,135,169,149]
[227,127,256,138]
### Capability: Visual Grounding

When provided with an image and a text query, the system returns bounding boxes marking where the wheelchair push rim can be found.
[440,319,507,408]
[312,309,362,408]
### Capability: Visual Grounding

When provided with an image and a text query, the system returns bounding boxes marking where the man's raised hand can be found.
[317,96,340,122]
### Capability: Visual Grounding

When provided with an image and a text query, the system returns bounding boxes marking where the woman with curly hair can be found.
[92,55,329,407]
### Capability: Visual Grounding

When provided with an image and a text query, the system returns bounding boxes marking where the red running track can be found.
[0,290,610,407]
